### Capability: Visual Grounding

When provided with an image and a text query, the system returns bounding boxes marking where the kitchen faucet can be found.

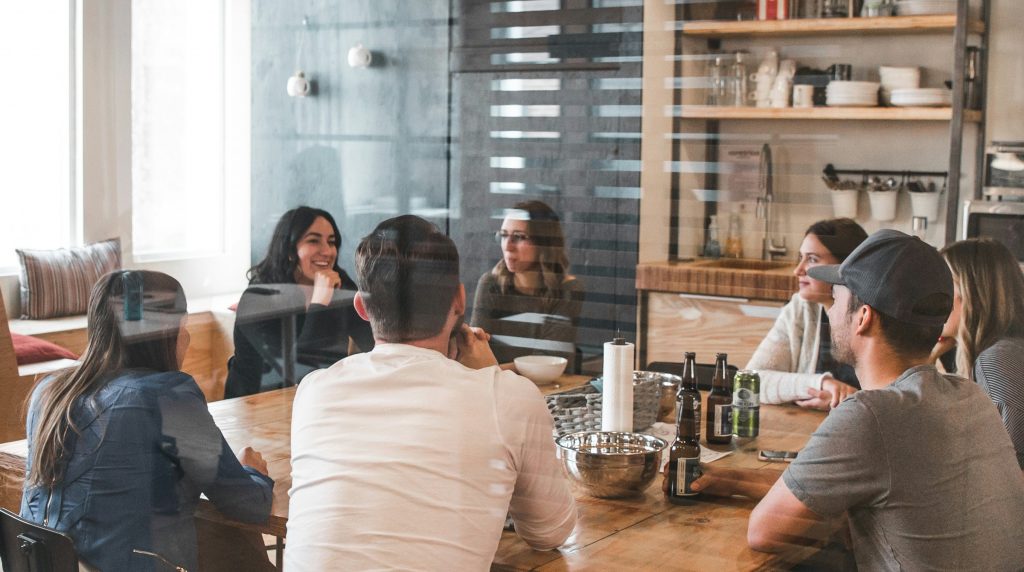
[757,143,788,261]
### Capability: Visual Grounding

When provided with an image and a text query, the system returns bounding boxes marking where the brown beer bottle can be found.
[668,352,701,504]
[706,353,733,446]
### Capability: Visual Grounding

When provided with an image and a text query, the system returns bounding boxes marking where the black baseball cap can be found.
[807,229,953,327]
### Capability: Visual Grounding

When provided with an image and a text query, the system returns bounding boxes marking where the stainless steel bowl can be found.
[555,431,668,498]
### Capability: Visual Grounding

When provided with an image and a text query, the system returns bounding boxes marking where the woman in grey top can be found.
[937,238,1024,469]
[471,200,583,365]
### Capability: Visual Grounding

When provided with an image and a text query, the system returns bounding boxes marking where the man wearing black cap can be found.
[683,230,1024,570]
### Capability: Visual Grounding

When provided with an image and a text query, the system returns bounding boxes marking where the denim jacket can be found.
[21,370,274,571]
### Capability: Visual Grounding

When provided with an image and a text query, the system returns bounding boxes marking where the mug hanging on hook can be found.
[288,16,313,97]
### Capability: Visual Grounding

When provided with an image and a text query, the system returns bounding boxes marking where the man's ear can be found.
[452,284,466,317]
[353,291,370,322]
[855,304,875,336]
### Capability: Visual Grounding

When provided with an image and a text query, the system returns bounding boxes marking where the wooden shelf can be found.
[678,15,984,38]
[678,105,981,122]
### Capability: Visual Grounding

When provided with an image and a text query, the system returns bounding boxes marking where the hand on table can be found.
[662,463,781,500]
[237,446,269,476]
[796,376,857,411]
[453,323,497,369]
[309,270,342,306]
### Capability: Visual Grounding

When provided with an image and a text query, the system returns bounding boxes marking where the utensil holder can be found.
[546,374,661,437]
[910,191,941,222]
[868,190,898,222]
[831,189,860,218]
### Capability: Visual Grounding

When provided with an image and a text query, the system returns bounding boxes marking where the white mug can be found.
[793,85,814,108]
[770,78,792,108]
[778,59,798,79]
[347,44,372,68]
[287,71,310,97]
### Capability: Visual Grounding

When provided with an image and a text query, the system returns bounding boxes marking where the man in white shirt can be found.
[286,215,577,571]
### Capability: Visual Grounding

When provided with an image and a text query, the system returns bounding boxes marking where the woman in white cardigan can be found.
[747,218,867,410]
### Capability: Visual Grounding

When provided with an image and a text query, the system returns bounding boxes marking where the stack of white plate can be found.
[826,81,880,107]
[895,0,956,15]
[890,88,952,107]
[879,66,920,106]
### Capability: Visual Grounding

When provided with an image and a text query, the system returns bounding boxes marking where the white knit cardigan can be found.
[745,293,828,404]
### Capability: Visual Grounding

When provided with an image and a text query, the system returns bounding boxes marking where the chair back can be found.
[0,508,79,572]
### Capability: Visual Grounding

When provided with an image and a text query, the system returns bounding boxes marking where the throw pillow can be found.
[11,333,79,366]
[16,238,122,319]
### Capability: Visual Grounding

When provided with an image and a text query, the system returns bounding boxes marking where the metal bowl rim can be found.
[555,431,668,456]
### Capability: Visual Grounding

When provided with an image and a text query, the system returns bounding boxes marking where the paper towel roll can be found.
[601,339,634,432]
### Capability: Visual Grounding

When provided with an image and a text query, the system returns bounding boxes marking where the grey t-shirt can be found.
[783,365,1024,571]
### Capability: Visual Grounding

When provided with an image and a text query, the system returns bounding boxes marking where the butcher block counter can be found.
[636,259,798,368]
[636,259,798,303]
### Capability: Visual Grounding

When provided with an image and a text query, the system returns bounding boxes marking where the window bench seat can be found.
[2,293,239,443]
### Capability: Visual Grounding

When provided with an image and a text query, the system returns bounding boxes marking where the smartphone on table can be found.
[758,449,798,462]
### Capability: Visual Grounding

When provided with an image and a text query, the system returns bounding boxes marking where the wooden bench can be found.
[2,292,238,443]
[0,293,78,443]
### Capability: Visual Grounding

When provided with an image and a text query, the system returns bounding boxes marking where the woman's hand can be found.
[929,336,957,366]
[796,375,857,411]
[310,269,342,306]
[237,446,269,476]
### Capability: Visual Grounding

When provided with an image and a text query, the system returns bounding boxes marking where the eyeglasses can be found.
[495,230,531,245]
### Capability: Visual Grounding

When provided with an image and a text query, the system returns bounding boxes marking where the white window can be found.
[131,0,226,260]
[0,1,76,270]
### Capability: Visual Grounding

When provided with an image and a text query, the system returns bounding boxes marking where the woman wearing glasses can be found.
[471,200,583,366]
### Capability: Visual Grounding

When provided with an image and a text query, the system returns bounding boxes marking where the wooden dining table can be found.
[0,372,829,571]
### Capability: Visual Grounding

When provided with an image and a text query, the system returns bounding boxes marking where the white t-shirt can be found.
[286,343,577,571]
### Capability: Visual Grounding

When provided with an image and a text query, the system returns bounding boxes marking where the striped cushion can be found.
[16,238,122,319]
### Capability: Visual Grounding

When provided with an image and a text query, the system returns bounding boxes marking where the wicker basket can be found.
[546,371,663,436]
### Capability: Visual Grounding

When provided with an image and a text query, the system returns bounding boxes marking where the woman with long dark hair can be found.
[747,217,868,410]
[471,200,583,365]
[937,238,1024,468]
[20,270,273,571]
[224,206,374,397]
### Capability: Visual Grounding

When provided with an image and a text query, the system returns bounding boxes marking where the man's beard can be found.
[831,325,857,367]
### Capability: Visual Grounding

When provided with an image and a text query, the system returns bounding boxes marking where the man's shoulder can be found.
[493,368,545,399]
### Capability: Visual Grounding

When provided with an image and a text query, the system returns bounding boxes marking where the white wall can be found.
[986,0,1024,141]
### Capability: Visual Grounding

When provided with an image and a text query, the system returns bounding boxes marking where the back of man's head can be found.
[356,215,460,343]
[808,229,953,357]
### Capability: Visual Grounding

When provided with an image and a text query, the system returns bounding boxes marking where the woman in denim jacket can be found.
[20,271,274,571]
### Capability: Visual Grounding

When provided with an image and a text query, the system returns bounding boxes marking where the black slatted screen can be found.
[451,0,643,361]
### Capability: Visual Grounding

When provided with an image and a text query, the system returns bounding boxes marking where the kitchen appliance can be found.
[982,142,1024,200]
[961,200,1024,264]
[961,142,1024,263]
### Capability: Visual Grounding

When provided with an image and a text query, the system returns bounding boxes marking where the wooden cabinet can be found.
[642,292,782,369]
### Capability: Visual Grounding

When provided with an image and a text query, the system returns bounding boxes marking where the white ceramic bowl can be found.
[515,355,568,384]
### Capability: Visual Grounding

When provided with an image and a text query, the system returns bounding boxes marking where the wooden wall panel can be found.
[644,292,782,369]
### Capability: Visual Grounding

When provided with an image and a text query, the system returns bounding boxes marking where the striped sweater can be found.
[974,337,1024,469]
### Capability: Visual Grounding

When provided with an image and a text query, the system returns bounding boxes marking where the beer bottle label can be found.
[674,456,701,497]
[713,404,732,437]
